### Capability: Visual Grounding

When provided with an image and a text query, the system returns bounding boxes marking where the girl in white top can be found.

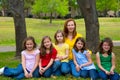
[0,36,40,80]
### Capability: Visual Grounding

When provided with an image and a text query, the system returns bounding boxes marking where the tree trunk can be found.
[8,0,27,57]
[50,12,52,24]
[1,9,5,16]
[77,0,100,53]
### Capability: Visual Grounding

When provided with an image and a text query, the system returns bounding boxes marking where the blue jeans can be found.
[69,60,82,77]
[41,67,52,77]
[40,61,61,77]
[52,60,61,76]
[61,62,70,75]
[71,61,98,79]
[69,60,74,74]
[52,61,70,76]
[71,61,81,77]
[80,69,98,80]
[3,64,39,80]
[98,70,119,80]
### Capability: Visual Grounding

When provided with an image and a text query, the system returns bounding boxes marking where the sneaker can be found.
[0,67,5,75]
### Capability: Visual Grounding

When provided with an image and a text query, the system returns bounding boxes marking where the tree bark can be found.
[8,0,27,57]
[1,9,5,16]
[77,0,100,53]
[50,12,52,24]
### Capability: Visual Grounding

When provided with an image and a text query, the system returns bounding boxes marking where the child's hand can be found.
[55,58,60,61]
[28,72,33,78]
[79,65,82,69]
[25,71,29,78]
[39,68,44,75]
[110,70,114,74]
[76,65,80,72]
[58,56,63,60]
[39,67,46,75]
[105,70,110,75]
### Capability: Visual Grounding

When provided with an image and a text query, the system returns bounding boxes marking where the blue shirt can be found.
[72,49,96,70]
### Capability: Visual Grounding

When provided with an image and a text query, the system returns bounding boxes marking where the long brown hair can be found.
[73,37,86,53]
[54,30,65,45]
[39,36,53,56]
[99,37,113,55]
[63,18,77,39]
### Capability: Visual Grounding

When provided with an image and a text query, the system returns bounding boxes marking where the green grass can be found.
[0,46,120,80]
[0,17,120,46]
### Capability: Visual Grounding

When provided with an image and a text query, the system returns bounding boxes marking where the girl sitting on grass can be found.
[96,37,119,80]
[52,30,70,76]
[0,36,40,80]
[72,37,98,80]
[39,36,57,77]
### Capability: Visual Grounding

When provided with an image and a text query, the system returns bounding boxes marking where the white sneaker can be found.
[0,67,5,75]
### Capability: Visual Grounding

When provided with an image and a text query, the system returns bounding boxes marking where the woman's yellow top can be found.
[65,33,83,60]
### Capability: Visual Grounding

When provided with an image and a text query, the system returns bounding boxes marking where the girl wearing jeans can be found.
[0,36,40,80]
[53,30,70,76]
[39,36,57,77]
[72,37,98,80]
[96,37,119,80]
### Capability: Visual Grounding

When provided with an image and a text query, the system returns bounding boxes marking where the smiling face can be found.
[43,38,52,49]
[76,40,84,50]
[26,40,34,51]
[102,42,110,52]
[67,21,75,33]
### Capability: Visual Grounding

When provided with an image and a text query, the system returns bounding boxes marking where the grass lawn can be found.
[0,17,120,79]
[0,46,120,80]
[0,17,120,46]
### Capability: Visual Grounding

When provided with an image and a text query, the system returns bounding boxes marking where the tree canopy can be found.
[32,0,69,23]
[96,0,118,16]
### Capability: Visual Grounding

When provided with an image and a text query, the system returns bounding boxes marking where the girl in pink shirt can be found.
[0,36,40,79]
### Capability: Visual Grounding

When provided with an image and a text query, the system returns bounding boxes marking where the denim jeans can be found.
[52,61,70,76]
[80,69,98,80]
[61,62,70,75]
[52,60,61,76]
[42,67,52,77]
[69,60,81,77]
[3,64,39,80]
[98,70,119,80]
[40,62,58,78]
[71,61,81,77]
[70,60,98,80]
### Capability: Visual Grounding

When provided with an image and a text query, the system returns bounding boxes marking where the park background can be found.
[0,0,120,80]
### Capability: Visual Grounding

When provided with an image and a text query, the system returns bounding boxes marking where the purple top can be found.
[21,49,40,71]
